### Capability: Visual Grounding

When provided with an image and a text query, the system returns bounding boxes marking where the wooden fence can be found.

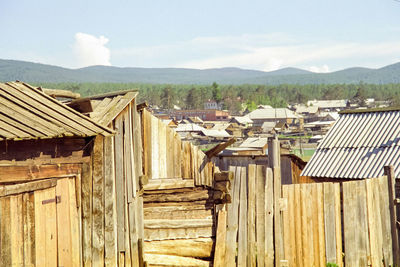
[142,109,214,187]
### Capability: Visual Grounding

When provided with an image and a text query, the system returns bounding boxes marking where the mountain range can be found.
[1,59,400,84]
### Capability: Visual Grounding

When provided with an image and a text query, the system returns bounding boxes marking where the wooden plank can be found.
[288,185,297,267]
[0,164,81,183]
[237,166,248,266]
[104,135,118,266]
[92,136,105,265]
[81,161,93,266]
[144,110,152,179]
[300,184,310,267]
[294,184,303,267]
[265,167,274,266]
[226,166,241,266]
[205,137,236,158]
[144,218,213,229]
[151,114,159,179]
[384,166,400,266]
[144,178,194,190]
[282,186,292,267]
[247,164,256,267]
[158,118,167,178]
[379,175,394,266]
[22,192,35,266]
[214,210,227,267]
[311,184,320,267]
[144,238,214,258]
[144,226,214,241]
[366,178,381,267]
[166,125,174,178]
[115,115,126,252]
[0,197,12,267]
[56,178,73,267]
[68,177,81,267]
[324,183,337,264]
[143,254,211,266]
[358,180,370,266]
[10,195,23,266]
[132,102,143,192]
[35,187,57,267]
[174,132,182,178]
[0,178,57,197]
[123,109,134,202]
[128,200,140,267]
[316,183,326,266]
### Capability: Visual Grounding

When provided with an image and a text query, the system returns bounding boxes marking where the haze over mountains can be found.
[1,59,400,84]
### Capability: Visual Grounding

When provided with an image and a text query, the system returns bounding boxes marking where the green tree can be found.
[161,86,176,109]
[353,86,367,106]
[186,87,202,109]
[211,82,222,103]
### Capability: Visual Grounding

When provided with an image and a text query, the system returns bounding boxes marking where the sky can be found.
[1,0,400,73]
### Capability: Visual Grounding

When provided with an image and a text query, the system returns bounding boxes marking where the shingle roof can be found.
[0,81,113,141]
[301,110,400,179]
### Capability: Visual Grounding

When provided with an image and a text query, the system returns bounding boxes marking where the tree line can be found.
[32,81,400,114]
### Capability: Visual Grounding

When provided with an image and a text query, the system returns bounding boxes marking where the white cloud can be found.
[112,33,400,72]
[73,32,111,67]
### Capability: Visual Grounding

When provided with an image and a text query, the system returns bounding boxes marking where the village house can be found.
[169,109,230,121]
[307,99,348,112]
[247,106,303,128]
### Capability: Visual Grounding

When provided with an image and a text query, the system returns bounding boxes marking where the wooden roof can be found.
[0,81,114,141]
[88,90,138,126]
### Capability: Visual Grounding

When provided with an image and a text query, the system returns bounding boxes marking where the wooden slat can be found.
[324,183,337,264]
[22,192,36,266]
[265,167,274,266]
[333,183,342,267]
[56,179,73,267]
[0,197,12,266]
[282,186,292,266]
[0,178,57,197]
[158,119,167,178]
[366,178,382,267]
[0,164,81,183]
[144,254,211,266]
[288,185,297,266]
[311,184,319,267]
[237,166,248,266]
[174,132,182,178]
[144,237,214,258]
[144,226,214,241]
[68,177,81,267]
[214,210,227,267]
[35,187,57,267]
[151,115,159,179]
[247,164,256,267]
[256,165,266,267]
[10,195,23,266]
[104,135,118,266]
[81,162,93,266]
[379,175,394,265]
[317,183,326,266]
[144,178,194,190]
[226,166,241,266]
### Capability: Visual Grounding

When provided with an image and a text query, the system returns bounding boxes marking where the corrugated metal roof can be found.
[89,91,138,126]
[301,110,400,178]
[0,81,113,141]
[248,108,301,120]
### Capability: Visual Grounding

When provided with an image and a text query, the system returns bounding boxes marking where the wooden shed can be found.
[0,82,143,266]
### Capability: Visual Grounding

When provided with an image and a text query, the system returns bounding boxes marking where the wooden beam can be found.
[205,138,236,158]
[213,210,227,267]
[0,163,81,183]
[384,165,400,266]
[66,98,93,113]
[0,179,57,197]
[42,88,81,99]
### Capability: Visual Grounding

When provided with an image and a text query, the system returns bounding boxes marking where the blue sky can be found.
[1,0,400,72]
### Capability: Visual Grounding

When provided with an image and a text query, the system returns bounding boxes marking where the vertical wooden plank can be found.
[124,179,132,267]
[317,183,326,266]
[132,100,142,192]
[306,184,315,266]
[127,104,137,198]
[136,196,145,267]
[256,165,265,267]
[166,124,174,178]
[247,164,256,267]
[312,184,320,267]
[92,136,105,265]
[384,166,400,266]
[115,116,126,253]
[294,184,303,267]
[68,178,81,267]
[366,178,382,267]
[82,161,93,266]
[158,118,167,178]
[35,187,57,267]
[226,166,241,266]
[174,132,182,178]
[0,197,12,267]
[104,135,118,266]
[10,194,24,266]
[265,167,274,266]
[333,184,342,267]
[288,185,297,267]
[124,109,134,201]
[324,183,337,264]
[358,180,370,266]
[379,175,393,266]
[237,166,248,267]
[143,109,152,179]
[151,114,159,179]
[128,199,140,267]
[56,178,73,267]
[300,184,310,267]
[23,192,35,266]
[213,210,227,267]
[282,185,292,266]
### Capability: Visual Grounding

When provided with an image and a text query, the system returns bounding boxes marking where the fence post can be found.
[269,136,285,267]
[383,165,400,266]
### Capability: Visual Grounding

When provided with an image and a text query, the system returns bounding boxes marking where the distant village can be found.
[151,97,389,160]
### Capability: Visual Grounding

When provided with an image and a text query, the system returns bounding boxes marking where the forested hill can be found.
[1,59,400,84]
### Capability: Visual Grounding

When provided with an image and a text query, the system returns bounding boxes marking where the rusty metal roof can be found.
[301,110,400,179]
[0,81,114,141]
